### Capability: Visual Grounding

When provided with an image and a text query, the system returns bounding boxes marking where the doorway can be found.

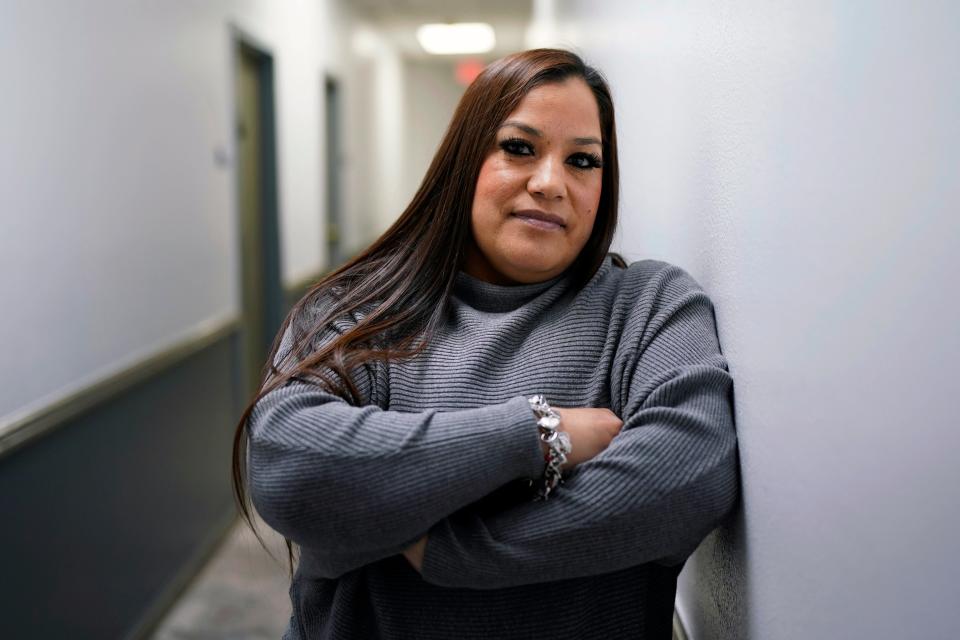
[234,37,283,395]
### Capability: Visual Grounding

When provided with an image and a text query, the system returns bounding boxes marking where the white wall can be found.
[401,59,465,206]
[0,0,334,421]
[346,23,409,240]
[557,1,960,637]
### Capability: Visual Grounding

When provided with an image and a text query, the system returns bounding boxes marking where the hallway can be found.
[2,1,958,638]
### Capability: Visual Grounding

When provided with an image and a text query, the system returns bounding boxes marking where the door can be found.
[235,40,282,395]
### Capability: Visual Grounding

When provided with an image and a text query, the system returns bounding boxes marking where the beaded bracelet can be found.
[528,394,572,500]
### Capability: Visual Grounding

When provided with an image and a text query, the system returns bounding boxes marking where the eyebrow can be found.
[499,120,602,147]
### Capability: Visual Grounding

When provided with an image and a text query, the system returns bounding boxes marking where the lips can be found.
[511,209,566,229]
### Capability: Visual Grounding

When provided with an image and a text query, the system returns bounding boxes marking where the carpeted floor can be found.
[151,520,292,639]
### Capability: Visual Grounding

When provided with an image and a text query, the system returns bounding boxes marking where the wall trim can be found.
[0,314,241,459]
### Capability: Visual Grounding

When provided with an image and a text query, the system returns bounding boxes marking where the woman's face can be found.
[464,78,604,285]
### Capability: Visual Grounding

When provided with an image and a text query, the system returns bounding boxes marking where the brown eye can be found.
[567,152,603,170]
[500,138,534,156]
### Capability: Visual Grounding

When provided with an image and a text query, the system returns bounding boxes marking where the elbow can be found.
[247,434,333,548]
[648,425,740,565]
[247,432,415,555]
[679,435,741,549]
[689,385,741,530]
[244,386,351,548]
[247,439,374,580]
[705,444,741,528]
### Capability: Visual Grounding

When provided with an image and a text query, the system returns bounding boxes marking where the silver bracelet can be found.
[528,394,572,500]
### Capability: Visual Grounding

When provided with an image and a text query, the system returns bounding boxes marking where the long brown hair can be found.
[232,48,622,556]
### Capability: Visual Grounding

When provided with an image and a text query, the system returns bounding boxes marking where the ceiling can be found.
[345,0,533,59]
[347,0,532,22]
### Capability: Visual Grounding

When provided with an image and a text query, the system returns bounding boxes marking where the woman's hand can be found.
[546,408,623,470]
[402,535,428,573]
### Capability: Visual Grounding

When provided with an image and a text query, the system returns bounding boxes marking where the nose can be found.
[527,155,565,201]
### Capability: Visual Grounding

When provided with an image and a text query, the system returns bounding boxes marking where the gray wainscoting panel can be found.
[0,332,242,639]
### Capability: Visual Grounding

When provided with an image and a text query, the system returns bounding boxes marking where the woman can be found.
[233,49,739,639]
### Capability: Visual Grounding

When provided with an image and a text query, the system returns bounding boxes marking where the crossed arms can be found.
[247,265,739,587]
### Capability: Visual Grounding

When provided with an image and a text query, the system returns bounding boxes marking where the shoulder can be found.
[587,259,725,379]
[584,257,718,351]
[585,256,707,308]
[275,287,372,366]
[566,257,712,347]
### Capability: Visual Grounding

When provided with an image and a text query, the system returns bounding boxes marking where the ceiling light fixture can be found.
[416,22,496,55]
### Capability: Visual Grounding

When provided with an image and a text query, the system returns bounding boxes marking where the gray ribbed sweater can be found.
[248,256,739,639]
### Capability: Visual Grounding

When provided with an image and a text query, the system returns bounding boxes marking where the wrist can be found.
[527,395,572,500]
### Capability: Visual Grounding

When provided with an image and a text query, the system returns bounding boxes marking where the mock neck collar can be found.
[452,270,566,313]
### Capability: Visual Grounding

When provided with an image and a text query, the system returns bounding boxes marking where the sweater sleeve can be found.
[419,264,740,589]
[247,314,546,580]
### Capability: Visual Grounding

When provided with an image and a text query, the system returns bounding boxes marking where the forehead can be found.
[503,78,601,137]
